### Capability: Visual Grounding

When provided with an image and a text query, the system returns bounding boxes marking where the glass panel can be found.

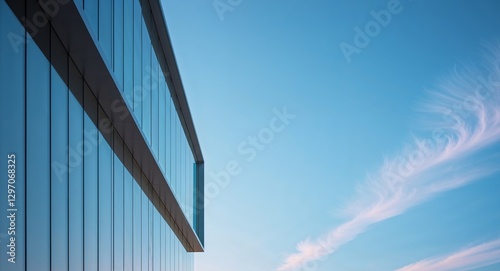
[83,83,98,271]
[69,59,84,271]
[159,73,166,174]
[170,108,177,191]
[148,195,153,271]
[133,0,142,126]
[26,21,50,271]
[142,17,151,145]
[141,175,149,271]
[123,0,134,105]
[169,229,173,270]
[114,0,124,89]
[154,208,160,271]
[113,132,124,271]
[180,130,185,214]
[0,3,26,271]
[152,55,159,159]
[124,148,133,271]
[98,108,113,271]
[132,161,142,271]
[176,117,181,198]
[74,0,82,9]
[83,0,98,37]
[99,0,113,64]
[165,93,172,182]
[160,216,165,271]
[51,30,69,271]
[177,118,182,199]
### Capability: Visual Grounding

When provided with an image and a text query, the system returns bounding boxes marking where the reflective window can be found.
[166,96,173,182]
[69,59,84,271]
[25,21,50,271]
[0,4,26,271]
[152,54,159,159]
[141,174,149,271]
[154,207,160,271]
[99,0,113,64]
[133,0,142,125]
[160,215,166,271]
[171,107,178,190]
[74,0,82,9]
[113,0,124,89]
[1,1,200,270]
[124,148,133,271]
[142,16,152,145]
[98,107,113,271]
[50,30,69,271]
[159,73,166,174]
[83,83,99,271]
[113,132,124,271]
[132,161,142,271]
[148,194,153,271]
[83,0,98,37]
[123,0,134,105]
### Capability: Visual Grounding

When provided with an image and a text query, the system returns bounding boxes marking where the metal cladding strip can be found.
[6,0,203,252]
[144,0,204,164]
[142,0,205,246]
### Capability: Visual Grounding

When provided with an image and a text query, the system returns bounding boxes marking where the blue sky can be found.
[160,0,500,270]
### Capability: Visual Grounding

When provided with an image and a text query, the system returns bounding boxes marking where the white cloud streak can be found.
[395,239,500,271]
[277,45,500,271]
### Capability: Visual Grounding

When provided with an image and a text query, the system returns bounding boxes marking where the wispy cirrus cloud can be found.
[395,238,500,271]
[277,44,500,271]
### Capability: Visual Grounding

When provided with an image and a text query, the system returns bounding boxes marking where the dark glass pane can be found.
[51,30,69,271]
[74,0,82,9]
[132,161,142,271]
[113,131,124,271]
[83,83,98,271]
[160,216,165,271]
[26,21,50,271]
[154,208,160,271]
[148,193,153,271]
[133,0,142,125]
[159,73,166,174]
[123,148,133,271]
[170,108,177,189]
[123,0,134,105]
[98,107,113,270]
[151,55,159,159]
[180,131,185,213]
[165,93,172,182]
[0,3,26,271]
[141,175,149,271]
[113,0,124,89]
[99,0,113,64]
[178,118,182,198]
[69,59,84,271]
[83,0,98,37]
[142,17,151,145]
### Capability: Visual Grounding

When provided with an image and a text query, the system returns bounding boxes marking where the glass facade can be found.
[0,0,203,270]
[81,0,198,225]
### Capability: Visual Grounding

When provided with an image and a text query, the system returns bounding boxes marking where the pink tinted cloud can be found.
[396,239,500,271]
[277,46,500,271]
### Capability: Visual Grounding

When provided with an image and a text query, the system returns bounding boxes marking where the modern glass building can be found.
[0,0,204,270]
